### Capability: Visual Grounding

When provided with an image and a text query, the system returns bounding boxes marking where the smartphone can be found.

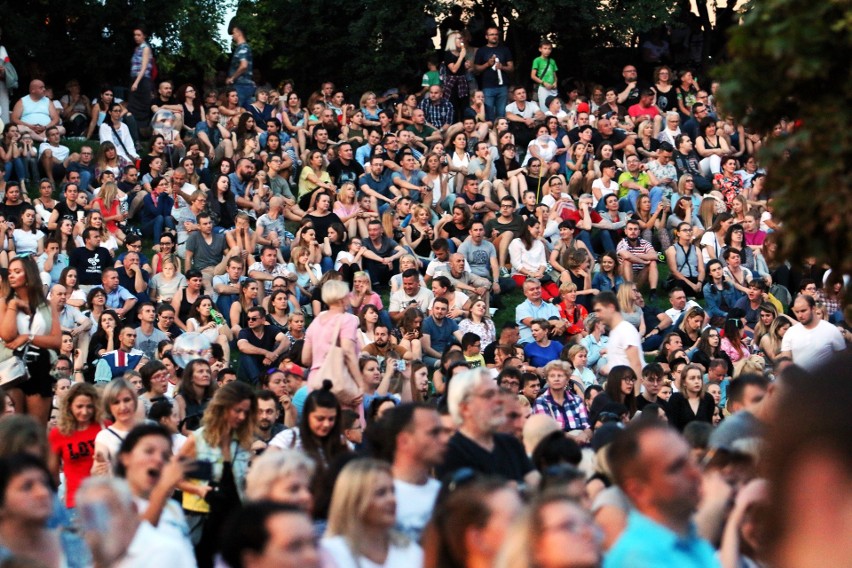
[395,359,407,372]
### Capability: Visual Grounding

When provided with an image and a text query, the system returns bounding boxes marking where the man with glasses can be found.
[237,306,288,384]
[437,368,537,485]
[682,102,709,142]
[637,363,668,411]
[615,64,650,107]
[67,144,96,192]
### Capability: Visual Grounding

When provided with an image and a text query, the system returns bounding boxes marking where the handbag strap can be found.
[329,313,344,347]
[109,122,133,158]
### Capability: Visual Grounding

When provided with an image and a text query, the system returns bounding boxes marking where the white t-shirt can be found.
[780,320,845,370]
[759,211,773,232]
[12,228,45,256]
[505,100,541,119]
[394,478,440,543]
[321,535,423,568]
[607,320,645,370]
[591,178,618,207]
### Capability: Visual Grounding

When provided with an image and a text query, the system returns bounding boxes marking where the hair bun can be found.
[321,379,334,392]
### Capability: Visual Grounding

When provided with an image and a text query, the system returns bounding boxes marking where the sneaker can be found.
[499,267,510,278]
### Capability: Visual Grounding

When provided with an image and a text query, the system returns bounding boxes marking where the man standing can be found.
[437,368,537,485]
[780,294,846,369]
[473,26,514,121]
[225,19,255,107]
[11,79,64,141]
[593,291,644,381]
[384,403,448,542]
[185,212,229,293]
[604,421,718,568]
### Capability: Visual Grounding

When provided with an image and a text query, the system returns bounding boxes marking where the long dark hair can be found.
[519,216,539,250]
[605,365,638,417]
[300,380,348,469]
[7,257,45,313]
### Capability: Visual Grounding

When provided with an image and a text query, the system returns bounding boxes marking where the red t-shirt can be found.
[562,208,602,236]
[49,422,103,508]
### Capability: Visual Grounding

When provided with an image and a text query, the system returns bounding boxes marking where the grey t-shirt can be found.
[135,326,169,359]
[185,231,226,270]
[458,238,496,280]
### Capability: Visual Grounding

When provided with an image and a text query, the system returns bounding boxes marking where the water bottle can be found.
[210,309,225,326]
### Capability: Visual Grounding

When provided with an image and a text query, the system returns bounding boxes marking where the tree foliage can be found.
[715,0,852,273]
[0,0,229,93]
[236,0,440,94]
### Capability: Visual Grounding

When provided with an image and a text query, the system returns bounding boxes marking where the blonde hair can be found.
[326,458,407,544]
[101,378,139,421]
[617,282,638,313]
[559,281,578,294]
[679,363,707,397]
[97,181,119,206]
[200,382,257,449]
[245,449,316,501]
[543,360,572,381]
[58,383,102,436]
[444,31,461,51]
[321,279,350,305]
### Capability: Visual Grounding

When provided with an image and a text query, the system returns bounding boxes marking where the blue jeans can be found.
[4,158,26,183]
[142,215,176,244]
[619,186,664,213]
[483,86,508,122]
[235,83,256,108]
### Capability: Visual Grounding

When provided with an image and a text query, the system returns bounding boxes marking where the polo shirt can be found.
[604,510,721,568]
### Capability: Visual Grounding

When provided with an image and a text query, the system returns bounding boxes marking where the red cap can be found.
[576,102,591,114]
[283,363,304,378]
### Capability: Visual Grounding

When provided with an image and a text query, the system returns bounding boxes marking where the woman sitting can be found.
[666,363,716,431]
[186,295,232,361]
[509,217,559,300]
[556,282,589,337]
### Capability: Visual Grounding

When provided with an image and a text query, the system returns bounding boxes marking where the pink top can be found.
[304,311,361,373]
[720,337,749,363]
[334,201,359,219]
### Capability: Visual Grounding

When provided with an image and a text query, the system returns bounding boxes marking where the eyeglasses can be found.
[623,377,637,383]
[159,241,173,246]
[247,316,262,322]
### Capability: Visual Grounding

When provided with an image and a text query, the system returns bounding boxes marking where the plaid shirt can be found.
[419,98,455,129]
[533,390,590,431]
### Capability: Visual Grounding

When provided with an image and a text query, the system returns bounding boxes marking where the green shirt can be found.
[617,171,651,199]
[532,56,558,85]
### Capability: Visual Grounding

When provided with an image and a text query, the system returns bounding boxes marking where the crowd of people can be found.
[0,15,849,568]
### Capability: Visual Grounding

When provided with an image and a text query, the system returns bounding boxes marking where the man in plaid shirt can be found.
[419,85,455,131]
[533,360,592,444]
